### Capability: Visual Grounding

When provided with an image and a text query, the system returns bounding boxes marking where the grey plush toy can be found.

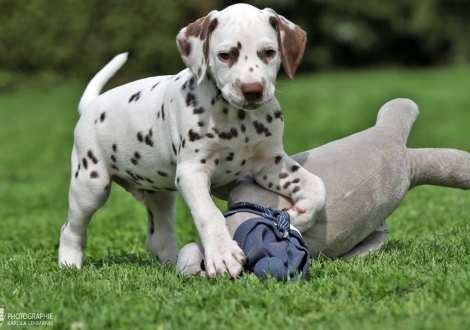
[176,98,470,276]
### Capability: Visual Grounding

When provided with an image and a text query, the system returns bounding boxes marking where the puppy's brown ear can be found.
[265,10,307,80]
[177,12,219,84]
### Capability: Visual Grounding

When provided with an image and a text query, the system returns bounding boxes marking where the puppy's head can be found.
[177,4,306,111]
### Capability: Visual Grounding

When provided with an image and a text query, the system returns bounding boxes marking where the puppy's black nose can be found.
[241,82,263,101]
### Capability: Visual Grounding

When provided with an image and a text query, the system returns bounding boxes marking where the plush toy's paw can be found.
[176,242,206,277]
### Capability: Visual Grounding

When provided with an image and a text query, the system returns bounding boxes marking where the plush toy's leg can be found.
[375,98,419,145]
[176,242,206,277]
[407,148,470,189]
[342,229,387,258]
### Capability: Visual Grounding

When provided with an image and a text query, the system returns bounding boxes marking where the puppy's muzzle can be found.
[241,82,263,102]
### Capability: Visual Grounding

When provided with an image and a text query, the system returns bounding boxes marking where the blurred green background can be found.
[1,0,469,87]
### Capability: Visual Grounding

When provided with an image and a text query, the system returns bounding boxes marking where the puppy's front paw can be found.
[203,239,245,278]
[284,204,316,233]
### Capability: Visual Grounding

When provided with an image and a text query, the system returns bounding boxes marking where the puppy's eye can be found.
[264,49,275,57]
[218,52,231,61]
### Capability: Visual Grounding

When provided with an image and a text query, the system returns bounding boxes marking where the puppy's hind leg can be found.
[59,147,111,268]
[144,191,179,264]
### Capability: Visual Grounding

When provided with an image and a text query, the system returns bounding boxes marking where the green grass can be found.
[1,66,469,329]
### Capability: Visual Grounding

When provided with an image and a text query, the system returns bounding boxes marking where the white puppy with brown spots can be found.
[59,3,326,278]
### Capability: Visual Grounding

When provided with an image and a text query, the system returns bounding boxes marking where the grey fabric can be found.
[233,218,310,280]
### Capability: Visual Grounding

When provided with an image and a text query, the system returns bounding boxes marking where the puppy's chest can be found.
[186,112,283,187]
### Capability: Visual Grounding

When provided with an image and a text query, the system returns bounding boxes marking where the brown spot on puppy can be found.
[129,91,141,103]
[189,76,196,90]
[87,150,98,164]
[253,121,272,137]
[274,109,283,121]
[279,172,289,179]
[186,93,198,107]
[188,129,202,142]
[151,82,160,90]
[145,130,154,147]
[291,165,300,172]
[230,127,238,137]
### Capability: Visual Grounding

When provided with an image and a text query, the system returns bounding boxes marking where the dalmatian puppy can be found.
[58,3,326,278]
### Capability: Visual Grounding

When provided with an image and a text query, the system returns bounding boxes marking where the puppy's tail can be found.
[78,52,128,115]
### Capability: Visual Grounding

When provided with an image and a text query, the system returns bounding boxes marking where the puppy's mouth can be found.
[224,93,271,111]
[231,100,266,111]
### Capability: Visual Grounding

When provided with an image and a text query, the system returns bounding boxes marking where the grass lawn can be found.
[0,65,469,329]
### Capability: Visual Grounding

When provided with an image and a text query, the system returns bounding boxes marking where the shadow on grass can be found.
[381,239,413,253]
[83,250,160,269]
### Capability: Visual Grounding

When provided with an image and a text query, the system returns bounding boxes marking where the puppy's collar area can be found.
[223,201,292,238]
